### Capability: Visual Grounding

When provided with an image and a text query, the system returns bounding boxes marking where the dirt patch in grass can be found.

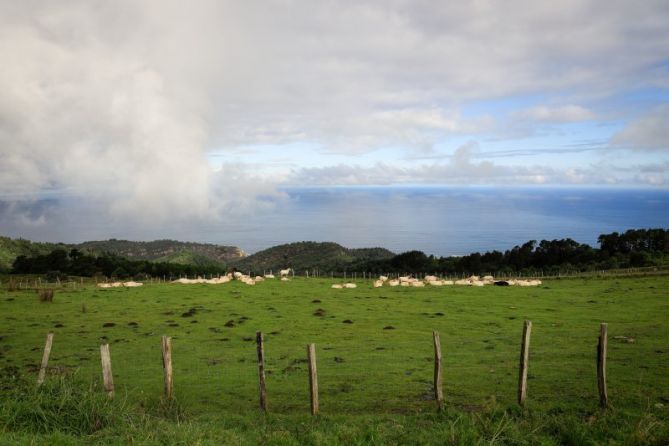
[102,322,116,328]
[181,308,197,317]
[224,320,235,327]
[342,319,353,324]
[313,309,326,317]
[383,325,395,330]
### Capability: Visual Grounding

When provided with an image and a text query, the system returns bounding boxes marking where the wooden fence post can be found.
[256,331,267,412]
[518,320,532,406]
[161,336,173,399]
[100,343,114,398]
[597,323,608,408]
[307,343,319,415]
[37,333,54,386]
[433,331,444,410]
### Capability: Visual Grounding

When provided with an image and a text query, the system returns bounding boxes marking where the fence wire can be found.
[15,323,666,416]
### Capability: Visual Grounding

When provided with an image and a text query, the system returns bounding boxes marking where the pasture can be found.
[0,275,668,444]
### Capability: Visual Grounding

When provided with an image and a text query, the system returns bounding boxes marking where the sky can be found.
[0,0,668,243]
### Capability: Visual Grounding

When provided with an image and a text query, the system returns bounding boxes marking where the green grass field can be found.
[1,275,668,444]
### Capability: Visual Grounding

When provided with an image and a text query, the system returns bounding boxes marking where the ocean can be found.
[216,186,669,256]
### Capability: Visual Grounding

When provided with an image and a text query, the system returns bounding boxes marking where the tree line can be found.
[10,228,668,279]
[346,228,669,275]
[11,249,227,280]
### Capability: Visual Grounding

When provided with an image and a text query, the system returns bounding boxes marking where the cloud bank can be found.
[0,0,668,233]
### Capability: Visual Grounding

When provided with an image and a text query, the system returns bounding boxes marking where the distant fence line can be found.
[34,321,612,415]
[2,265,668,290]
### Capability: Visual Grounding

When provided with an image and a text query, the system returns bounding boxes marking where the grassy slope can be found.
[1,275,668,444]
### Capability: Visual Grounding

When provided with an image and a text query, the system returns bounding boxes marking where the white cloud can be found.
[513,105,596,123]
[611,104,669,150]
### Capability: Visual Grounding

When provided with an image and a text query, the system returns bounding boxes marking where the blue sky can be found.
[0,0,667,239]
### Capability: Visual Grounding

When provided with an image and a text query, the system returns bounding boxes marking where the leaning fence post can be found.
[597,323,608,408]
[307,343,319,415]
[161,336,173,399]
[37,333,54,386]
[256,331,267,412]
[100,343,114,398]
[518,320,532,406]
[433,331,444,410]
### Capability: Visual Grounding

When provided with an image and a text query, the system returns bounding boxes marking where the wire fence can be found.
[27,321,667,416]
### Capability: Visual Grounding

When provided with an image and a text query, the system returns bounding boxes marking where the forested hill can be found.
[229,241,395,273]
[76,239,245,265]
[0,236,245,272]
[0,236,68,272]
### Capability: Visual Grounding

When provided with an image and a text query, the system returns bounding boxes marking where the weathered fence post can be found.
[433,331,444,410]
[256,331,267,412]
[161,336,173,399]
[597,323,608,408]
[37,333,54,386]
[99,343,114,398]
[307,343,319,415]
[518,320,532,406]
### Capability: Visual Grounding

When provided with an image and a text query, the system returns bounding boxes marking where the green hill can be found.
[0,236,69,272]
[0,236,245,271]
[229,241,394,273]
[75,239,245,265]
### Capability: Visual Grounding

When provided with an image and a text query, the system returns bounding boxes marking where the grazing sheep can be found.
[454,279,471,286]
[411,281,425,287]
[379,275,389,282]
[281,277,290,282]
[442,280,454,285]
[264,274,275,279]
[388,280,400,287]
[373,280,384,288]
[331,284,343,289]
[424,275,438,282]
[343,283,357,288]
[122,281,143,287]
[427,280,443,286]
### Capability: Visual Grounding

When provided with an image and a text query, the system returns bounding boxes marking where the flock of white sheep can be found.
[97,281,143,288]
[367,275,542,288]
[169,268,294,286]
[97,269,541,289]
